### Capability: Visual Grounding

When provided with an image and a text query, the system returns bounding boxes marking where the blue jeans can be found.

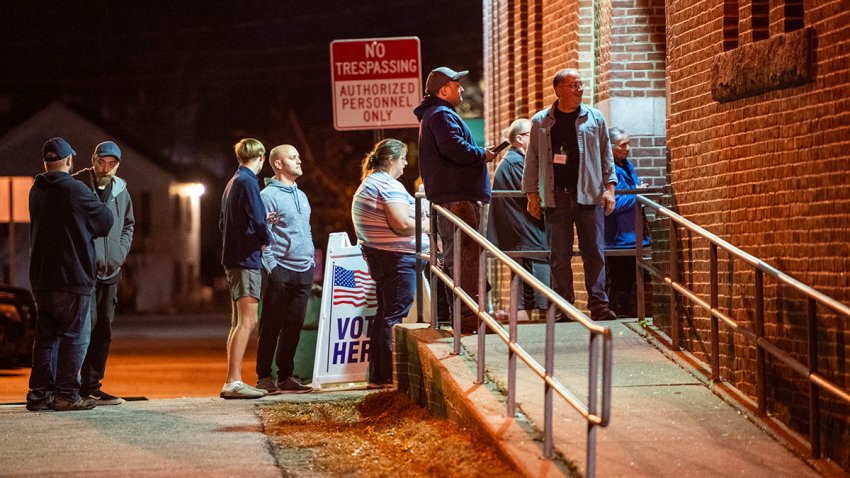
[28,291,92,404]
[545,190,608,310]
[361,246,416,385]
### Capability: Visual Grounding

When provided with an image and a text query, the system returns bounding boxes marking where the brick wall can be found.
[484,0,850,468]
[665,0,850,467]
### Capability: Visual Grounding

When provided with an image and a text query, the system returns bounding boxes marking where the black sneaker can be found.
[26,395,53,412]
[87,390,125,405]
[51,396,97,411]
[590,306,617,321]
[277,376,313,394]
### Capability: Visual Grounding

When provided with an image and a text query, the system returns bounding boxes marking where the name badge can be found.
[553,153,567,165]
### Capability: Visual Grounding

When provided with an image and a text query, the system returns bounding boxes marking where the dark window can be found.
[752,0,769,41]
[784,0,803,32]
[723,0,739,50]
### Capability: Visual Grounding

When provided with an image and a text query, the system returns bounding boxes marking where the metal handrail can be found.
[414,193,612,477]
[635,194,850,459]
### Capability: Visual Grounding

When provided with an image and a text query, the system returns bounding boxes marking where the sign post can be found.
[330,37,421,131]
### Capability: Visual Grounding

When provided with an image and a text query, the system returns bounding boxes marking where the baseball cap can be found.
[94,141,122,160]
[42,137,77,162]
[425,67,469,95]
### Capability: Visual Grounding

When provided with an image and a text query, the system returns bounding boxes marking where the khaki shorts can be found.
[224,267,263,301]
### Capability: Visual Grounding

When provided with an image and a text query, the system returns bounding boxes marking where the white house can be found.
[0,102,204,312]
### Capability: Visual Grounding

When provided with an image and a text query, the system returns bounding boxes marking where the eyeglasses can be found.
[517,132,530,137]
[559,81,584,90]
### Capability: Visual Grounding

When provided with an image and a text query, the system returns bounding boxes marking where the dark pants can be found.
[519,258,550,311]
[80,281,118,394]
[437,200,482,320]
[606,256,639,317]
[256,266,313,380]
[545,190,608,311]
[28,291,92,404]
[361,246,416,385]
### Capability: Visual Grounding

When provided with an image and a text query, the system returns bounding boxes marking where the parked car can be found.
[0,285,35,367]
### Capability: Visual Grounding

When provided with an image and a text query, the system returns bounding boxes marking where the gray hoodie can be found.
[73,167,134,283]
[260,177,315,272]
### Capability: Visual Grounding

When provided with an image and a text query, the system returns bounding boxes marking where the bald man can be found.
[255,145,314,394]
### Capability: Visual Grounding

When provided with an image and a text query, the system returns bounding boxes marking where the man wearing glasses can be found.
[522,68,619,321]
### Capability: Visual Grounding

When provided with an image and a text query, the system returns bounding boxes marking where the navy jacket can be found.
[486,148,548,251]
[413,96,490,204]
[29,171,114,295]
[220,166,269,269]
[604,159,651,249]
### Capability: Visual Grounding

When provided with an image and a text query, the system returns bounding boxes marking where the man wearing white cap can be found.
[413,66,497,334]
[74,141,134,405]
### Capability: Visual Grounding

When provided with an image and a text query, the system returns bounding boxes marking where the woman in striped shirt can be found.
[352,138,428,388]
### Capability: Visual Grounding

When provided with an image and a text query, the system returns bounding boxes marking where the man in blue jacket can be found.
[27,137,114,411]
[74,141,134,406]
[219,138,271,399]
[414,66,496,334]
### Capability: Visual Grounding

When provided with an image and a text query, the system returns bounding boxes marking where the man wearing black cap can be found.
[74,141,134,405]
[27,137,114,411]
[414,66,497,334]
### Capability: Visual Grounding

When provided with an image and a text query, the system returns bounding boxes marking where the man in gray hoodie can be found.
[73,141,134,405]
[256,144,314,394]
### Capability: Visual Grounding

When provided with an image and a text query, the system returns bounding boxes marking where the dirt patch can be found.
[258,390,524,477]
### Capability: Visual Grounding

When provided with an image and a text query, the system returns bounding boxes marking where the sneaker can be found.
[86,390,125,406]
[590,305,617,321]
[51,396,97,411]
[256,377,278,393]
[26,395,53,412]
[276,376,313,394]
[220,381,267,399]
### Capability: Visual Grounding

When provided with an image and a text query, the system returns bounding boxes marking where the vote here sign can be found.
[330,37,421,131]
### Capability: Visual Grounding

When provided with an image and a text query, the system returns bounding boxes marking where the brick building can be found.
[483,0,849,468]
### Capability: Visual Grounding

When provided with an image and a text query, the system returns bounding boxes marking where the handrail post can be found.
[415,195,423,323]
[587,331,600,478]
[807,297,821,458]
[669,216,680,349]
[755,269,766,415]
[477,248,487,384]
[709,243,720,381]
[507,273,520,417]
[452,225,462,354]
[429,204,438,329]
[635,198,645,321]
[543,303,555,458]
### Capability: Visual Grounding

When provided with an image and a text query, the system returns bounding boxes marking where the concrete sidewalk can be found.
[459,320,824,477]
[0,397,281,478]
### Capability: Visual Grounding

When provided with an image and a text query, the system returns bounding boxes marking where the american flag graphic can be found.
[332,265,377,308]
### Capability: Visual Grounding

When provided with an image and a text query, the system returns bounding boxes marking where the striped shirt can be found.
[352,172,429,254]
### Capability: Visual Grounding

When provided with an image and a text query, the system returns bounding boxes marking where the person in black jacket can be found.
[219,138,271,399]
[27,137,114,412]
[74,141,134,405]
[413,66,497,334]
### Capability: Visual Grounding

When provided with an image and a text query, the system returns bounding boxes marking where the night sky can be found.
[0,1,483,277]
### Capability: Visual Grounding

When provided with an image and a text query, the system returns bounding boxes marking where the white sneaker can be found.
[220,381,267,399]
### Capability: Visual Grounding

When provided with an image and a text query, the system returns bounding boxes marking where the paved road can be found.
[0,312,248,403]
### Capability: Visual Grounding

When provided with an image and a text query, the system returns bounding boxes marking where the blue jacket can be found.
[604,159,651,249]
[29,171,114,295]
[220,166,269,269]
[413,96,490,204]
